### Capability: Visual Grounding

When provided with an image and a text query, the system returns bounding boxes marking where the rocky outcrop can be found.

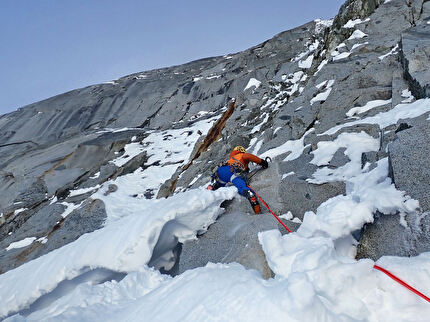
[0,22,319,149]
[157,101,237,198]
[0,130,149,274]
[389,118,430,212]
[1,0,430,278]
[401,23,430,98]
[327,0,383,51]
[357,115,430,260]
[178,211,299,279]
[0,198,107,273]
[357,210,430,260]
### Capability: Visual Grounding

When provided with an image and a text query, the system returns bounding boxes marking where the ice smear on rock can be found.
[378,44,399,61]
[343,18,370,28]
[332,52,351,61]
[298,54,314,69]
[311,80,334,105]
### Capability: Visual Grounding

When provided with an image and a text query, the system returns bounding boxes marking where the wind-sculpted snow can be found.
[255,159,427,320]
[3,140,425,320]
[7,263,337,322]
[260,128,314,161]
[301,159,418,241]
[308,131,379,183]
[320,98,430,136]
[2,0,430,320]
[260,231,430,321]
[0,187,237,319]
[95,115,220,224]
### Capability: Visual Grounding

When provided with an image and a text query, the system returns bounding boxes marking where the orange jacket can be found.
[227,150,263,171]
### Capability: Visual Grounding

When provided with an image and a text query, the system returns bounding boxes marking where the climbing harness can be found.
[229,155,246,173]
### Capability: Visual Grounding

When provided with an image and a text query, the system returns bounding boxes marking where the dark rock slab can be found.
[45,199,106,251]
[401,24,430,98]
[178,211,299,279]
[13,178,48,209]
[358,116,430,260]
[279,176,346,220]
[329,147,351,168]
[0,203,65,245]
[357,211,430,261]
[0,199,106,274]
[389,118,430,211]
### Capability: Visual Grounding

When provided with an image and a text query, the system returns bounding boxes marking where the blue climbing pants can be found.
[216,165,250,196]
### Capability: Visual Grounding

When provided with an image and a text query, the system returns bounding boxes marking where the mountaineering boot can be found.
[207,182,221,191]
[245,190,261,214]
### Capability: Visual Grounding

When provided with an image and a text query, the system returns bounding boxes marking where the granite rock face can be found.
[0,199,106,273]
[401,23,430,98]
[389,118,430,212]
[1,0,430,277]
[357,115,430,260]
[178,212,299,279]
[356,210,430,261]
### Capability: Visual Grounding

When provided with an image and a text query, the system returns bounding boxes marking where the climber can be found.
[207,146,269,214]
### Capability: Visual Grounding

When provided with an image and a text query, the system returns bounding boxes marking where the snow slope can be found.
[1,187,237,319]
[3,97,430,322]
[3,5,430,319]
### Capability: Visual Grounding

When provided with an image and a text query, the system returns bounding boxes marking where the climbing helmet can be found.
[233,146,246,153]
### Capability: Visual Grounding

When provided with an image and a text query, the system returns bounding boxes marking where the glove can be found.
[260,159,269,169]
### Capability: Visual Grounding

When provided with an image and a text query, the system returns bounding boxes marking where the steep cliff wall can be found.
[1,0,430,282]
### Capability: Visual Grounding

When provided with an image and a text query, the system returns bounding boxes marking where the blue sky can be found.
[0,0,345,115]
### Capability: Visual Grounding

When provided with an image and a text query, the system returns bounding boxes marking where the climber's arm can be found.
[243,153,263,165]
[243,153,269,169]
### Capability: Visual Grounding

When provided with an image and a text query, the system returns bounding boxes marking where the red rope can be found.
[373,264,430,303]
[248,185,292,233]
[247,185,430,303]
